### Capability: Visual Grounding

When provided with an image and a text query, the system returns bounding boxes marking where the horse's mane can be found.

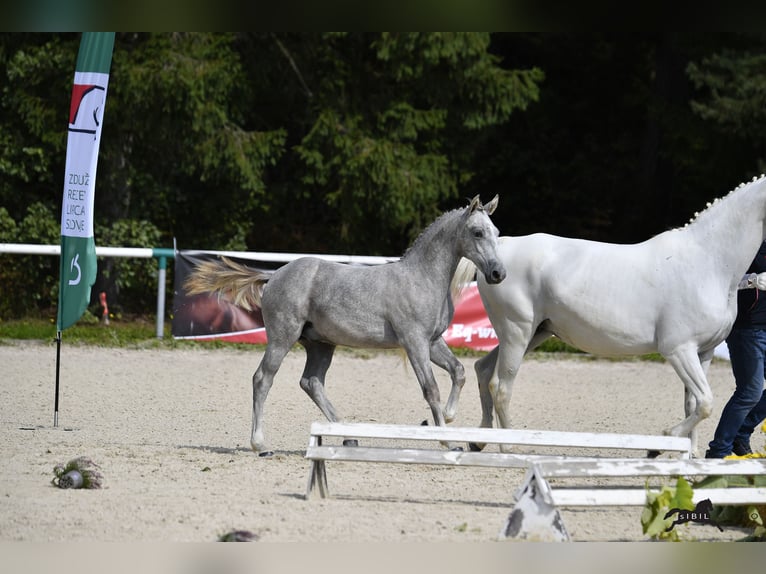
[400,206,466,260]
[681,173,766,229]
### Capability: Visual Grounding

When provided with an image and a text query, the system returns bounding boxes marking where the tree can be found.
[8,33,766,318]
[687,35,766,173]
[0,32,542,315]
[286,32,543,253]
[0,33,79,219]
[469,33,765,244]
[102,33,287,250]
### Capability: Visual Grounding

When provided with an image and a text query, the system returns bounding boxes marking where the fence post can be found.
[152,248,175,338]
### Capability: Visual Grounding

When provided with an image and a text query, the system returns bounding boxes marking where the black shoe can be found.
[732,439,752,456]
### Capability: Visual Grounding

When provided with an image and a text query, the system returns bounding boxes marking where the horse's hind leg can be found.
[475,346,502,428]
[429,337,465,423]
[299,341,340,422]
[470,347,498,451]
[491,329,532,453]
[299,341,360,446]
[471,326,548,451]
[251,341,293,454]
[472,342,525,453]
[663,346,714,457]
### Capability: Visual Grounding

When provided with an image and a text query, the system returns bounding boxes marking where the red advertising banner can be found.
[173,251,497,351]
[442,283,498,351]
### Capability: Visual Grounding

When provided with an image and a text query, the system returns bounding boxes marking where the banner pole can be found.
[54,330,62,427]
[54,32,114,426]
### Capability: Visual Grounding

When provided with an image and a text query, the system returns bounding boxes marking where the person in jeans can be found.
[706,240,766,458]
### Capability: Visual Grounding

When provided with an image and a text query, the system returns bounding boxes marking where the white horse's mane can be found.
[682,173,766,229]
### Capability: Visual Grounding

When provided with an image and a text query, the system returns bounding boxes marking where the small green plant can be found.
[640,476,694,541]
[52,457,103,489]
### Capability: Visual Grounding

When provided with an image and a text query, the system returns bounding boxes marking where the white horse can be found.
[467,174,766,456]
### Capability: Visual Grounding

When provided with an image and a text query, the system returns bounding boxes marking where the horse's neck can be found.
[686,179,766,277]
[401,213,461,290]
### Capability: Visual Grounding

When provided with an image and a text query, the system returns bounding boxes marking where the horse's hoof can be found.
[420,420,429,426]
[258,450,275,458]
[450,446,464,452]
[468,442,483,452]
[342,439,359,447]
[646,449,661,459]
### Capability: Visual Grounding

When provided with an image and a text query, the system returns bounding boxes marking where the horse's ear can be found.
[468,195,482,213]
[485,194,499,215]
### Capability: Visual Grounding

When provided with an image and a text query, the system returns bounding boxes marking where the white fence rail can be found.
[0,243,397,338]
[0,243,175,337]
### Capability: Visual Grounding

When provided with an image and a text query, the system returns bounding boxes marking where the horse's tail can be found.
[183,257,270,311]
[451,257,477,302]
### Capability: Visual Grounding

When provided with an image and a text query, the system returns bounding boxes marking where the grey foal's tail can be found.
[183,257,270,311]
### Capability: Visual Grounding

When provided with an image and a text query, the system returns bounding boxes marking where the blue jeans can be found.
[707,328,766,457]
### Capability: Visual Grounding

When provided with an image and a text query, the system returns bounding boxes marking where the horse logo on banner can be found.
[69,82,106,138]
[664,499,723,532]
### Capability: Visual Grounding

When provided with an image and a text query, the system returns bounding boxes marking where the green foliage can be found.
[0,317,168,346]
[535,338,583,354]
[0,202,60,318]
[641,476,695,541]
[686,36,766,180]
[103,33,287,248]
[293,32,543,252]
[688,50,766,141]
[0,34,76,215]
[0,206,17,239]
[51,457,103,489]
[695,474,766,541]
[641,473,766,542]
[4,33,766,317]
[297,108,456,248]
[95,218,163,312]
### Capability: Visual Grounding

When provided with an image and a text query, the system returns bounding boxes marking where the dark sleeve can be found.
[750,241,766,274]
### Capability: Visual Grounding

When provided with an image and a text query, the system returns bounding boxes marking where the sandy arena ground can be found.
[1,340,761,544]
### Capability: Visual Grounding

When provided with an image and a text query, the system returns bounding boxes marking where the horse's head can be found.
[459,195,506,285]
[696,499,714,514]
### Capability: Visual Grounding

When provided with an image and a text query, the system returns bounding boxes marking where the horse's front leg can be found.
[402,339,458,450]
[429,337,465,423]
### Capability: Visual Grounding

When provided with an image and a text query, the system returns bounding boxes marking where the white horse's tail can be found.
[183,257,270,311]
[451,257,477,302]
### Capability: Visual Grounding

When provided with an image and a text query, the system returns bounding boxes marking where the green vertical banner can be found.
[57,32,115,331]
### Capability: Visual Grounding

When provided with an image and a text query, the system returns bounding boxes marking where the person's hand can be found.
[738,272,766,290]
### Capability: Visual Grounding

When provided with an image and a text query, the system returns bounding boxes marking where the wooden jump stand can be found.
[304,421,692,499]
[503,457,766,541]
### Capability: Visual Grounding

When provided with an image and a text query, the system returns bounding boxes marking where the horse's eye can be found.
[473,230,484,238]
